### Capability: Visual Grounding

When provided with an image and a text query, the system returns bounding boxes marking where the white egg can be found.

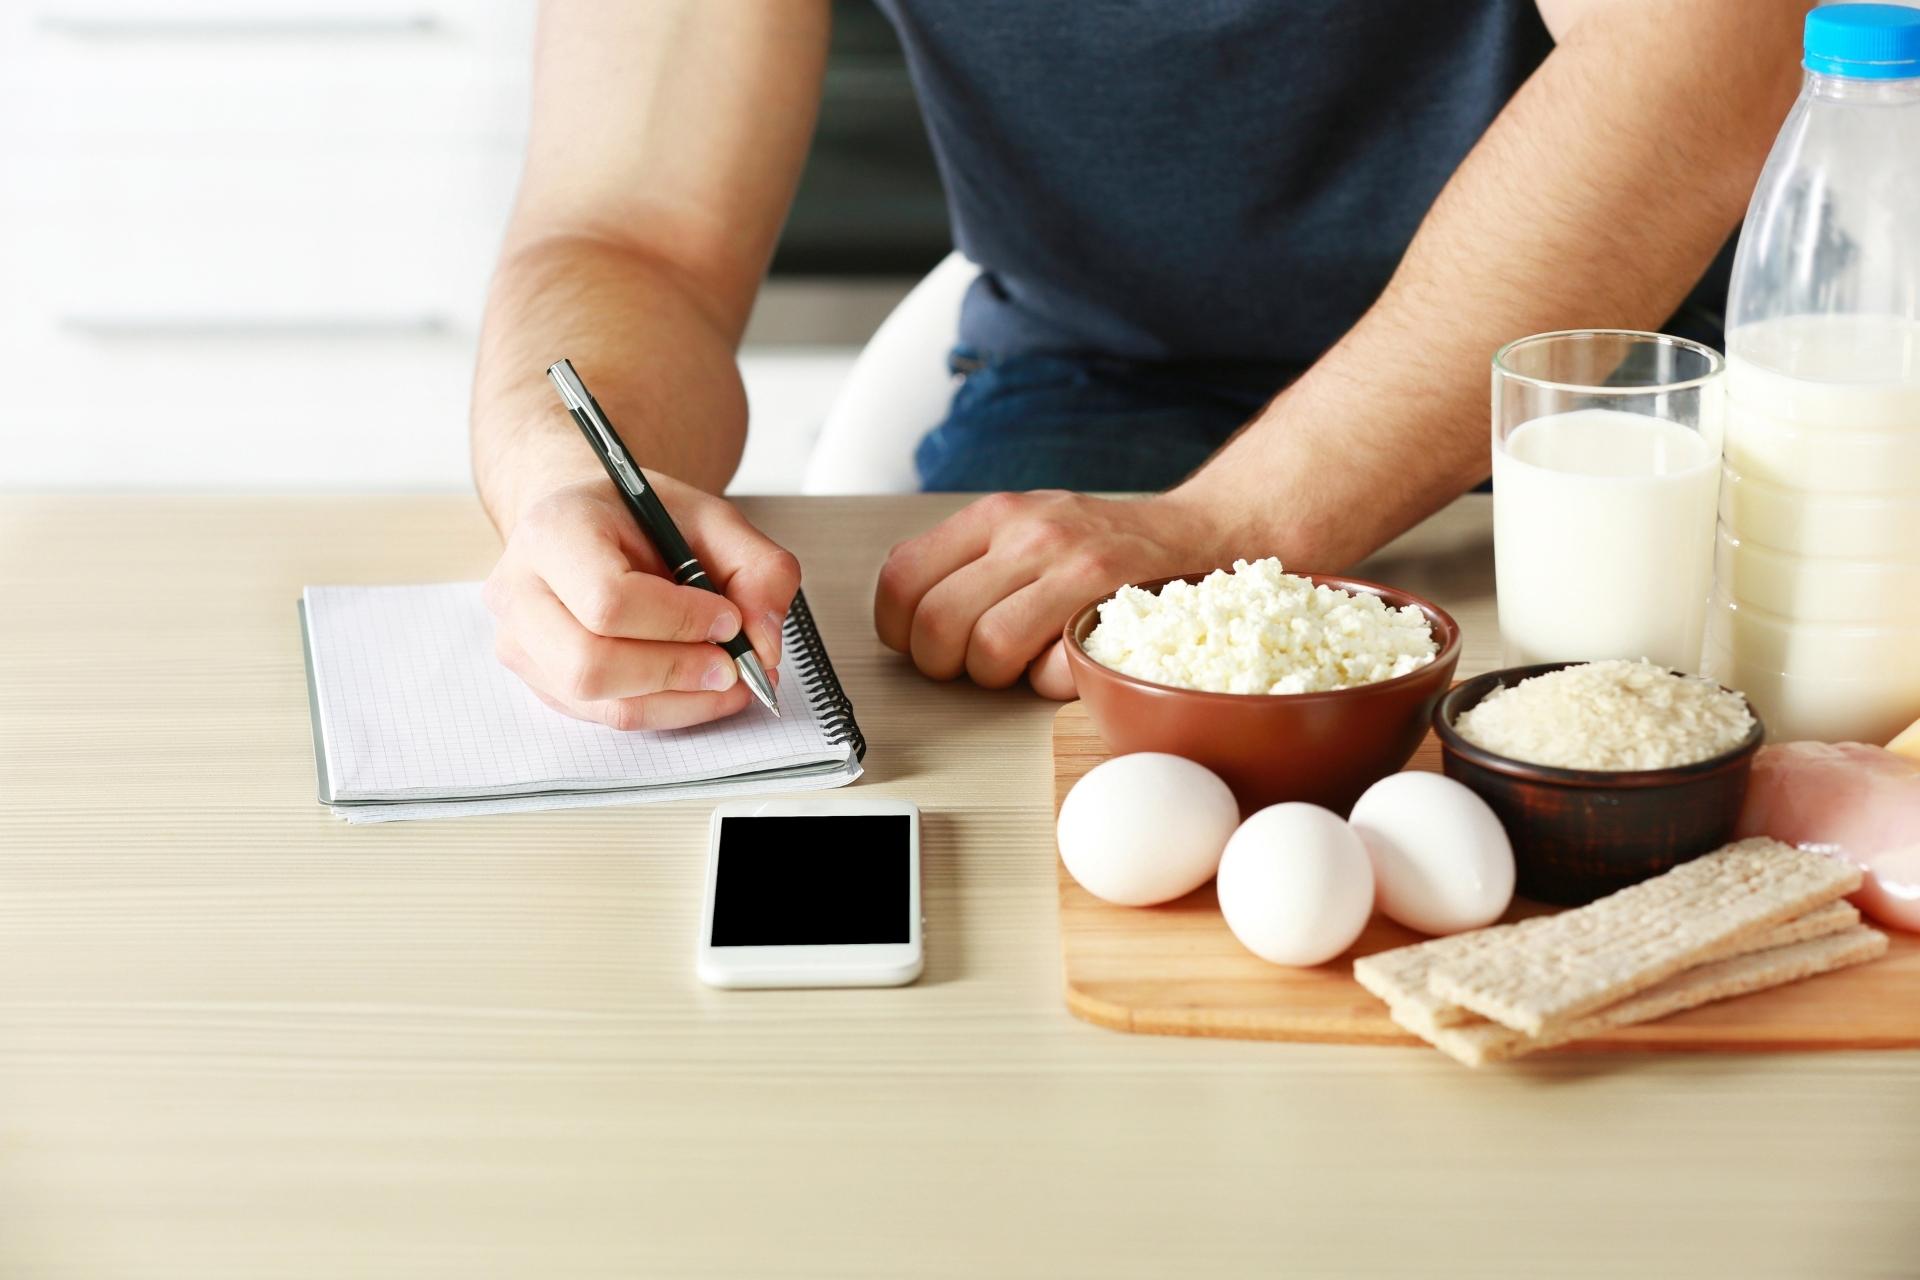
[1348,772,1514,935]
[1216,803,1375,967]
[1057,753,1240,906]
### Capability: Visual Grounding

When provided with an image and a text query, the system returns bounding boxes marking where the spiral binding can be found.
[784,589,866,761]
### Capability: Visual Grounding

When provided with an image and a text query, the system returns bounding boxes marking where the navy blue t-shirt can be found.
[872,1,1728,370]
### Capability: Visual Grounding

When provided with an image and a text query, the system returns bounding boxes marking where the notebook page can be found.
[305,583,849,802]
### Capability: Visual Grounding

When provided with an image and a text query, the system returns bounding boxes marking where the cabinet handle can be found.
[36,11,441,38]
[61,314,455,339]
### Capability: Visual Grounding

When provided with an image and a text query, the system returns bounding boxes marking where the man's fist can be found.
[874,489,1229,699]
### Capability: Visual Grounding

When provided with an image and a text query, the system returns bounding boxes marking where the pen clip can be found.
[546,360,648,497]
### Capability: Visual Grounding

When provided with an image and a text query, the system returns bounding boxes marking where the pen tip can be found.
[736,653,779,717]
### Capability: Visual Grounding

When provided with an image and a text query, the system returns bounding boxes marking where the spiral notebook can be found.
[298,583,865,823]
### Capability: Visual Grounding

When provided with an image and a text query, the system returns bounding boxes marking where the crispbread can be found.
[1354,914,1550,1030]
[1425,839,1862,1035]
[1371,901,1860,1040]
[1417,925,1888,1066]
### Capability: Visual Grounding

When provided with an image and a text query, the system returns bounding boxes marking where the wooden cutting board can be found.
[1053,700,1920,1051]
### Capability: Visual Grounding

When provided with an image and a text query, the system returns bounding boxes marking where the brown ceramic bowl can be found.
[1433,663,1767,906]
[1063,572,1461,816]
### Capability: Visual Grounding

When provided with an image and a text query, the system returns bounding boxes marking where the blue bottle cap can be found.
[1805,4,1920,79]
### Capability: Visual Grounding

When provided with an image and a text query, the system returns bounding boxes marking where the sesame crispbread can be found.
[1417,925,1888,1066]
[1424,839,1862,1036]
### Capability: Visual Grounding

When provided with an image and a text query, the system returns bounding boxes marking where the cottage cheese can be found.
[1083,558,1439,695]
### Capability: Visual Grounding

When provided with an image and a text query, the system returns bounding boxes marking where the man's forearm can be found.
[1170,0,1807,569]
[470,232,752,536]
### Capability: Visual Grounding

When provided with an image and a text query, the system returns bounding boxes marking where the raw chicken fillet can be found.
[1737,742,1920,933]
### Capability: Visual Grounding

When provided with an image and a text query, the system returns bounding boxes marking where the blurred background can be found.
[0,0,949,494]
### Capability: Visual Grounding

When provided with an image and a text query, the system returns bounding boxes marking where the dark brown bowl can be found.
[1063,572,1461,816]
[1433,663,1767,906]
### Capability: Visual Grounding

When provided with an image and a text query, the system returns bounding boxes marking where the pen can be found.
[545,359,779,717]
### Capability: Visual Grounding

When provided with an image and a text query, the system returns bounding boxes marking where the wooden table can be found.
[1,494,1914,1279]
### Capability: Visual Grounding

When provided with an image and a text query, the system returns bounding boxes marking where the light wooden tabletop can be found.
[1,493,1914,1279]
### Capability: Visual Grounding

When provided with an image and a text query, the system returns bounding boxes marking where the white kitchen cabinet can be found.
[0,0,877,494]
[4,4,532,142]
[0,0,538,489]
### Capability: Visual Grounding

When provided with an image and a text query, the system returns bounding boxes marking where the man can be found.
[472,1,1805,732]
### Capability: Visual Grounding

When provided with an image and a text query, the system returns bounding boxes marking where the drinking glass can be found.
[1491,330,1726,673]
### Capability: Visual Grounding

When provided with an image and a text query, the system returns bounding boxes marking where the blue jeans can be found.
[914,348,1286,492]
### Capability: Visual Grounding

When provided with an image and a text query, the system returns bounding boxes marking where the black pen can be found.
[545,359,779,717]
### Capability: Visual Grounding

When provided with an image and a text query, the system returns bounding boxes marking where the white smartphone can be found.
[697,796,923,990]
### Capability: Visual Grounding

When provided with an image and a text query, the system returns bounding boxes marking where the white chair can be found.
[800,251,980,494]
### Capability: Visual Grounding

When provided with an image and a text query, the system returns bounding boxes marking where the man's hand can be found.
[483,473,801,732]
[469,4,829,726]
[874,490,1233,700]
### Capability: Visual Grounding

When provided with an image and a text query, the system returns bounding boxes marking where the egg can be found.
[1216,803,1374,966]
[1348,772,1514,935]
[1056,753,1240,906]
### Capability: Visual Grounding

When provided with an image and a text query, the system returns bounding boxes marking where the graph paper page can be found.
[304,584,851,802]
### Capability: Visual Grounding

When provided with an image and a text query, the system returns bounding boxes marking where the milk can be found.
[1708,316,1920,743]
[1494,408,1721,673]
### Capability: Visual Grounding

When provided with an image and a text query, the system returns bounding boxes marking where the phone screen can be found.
[710,815,913,947]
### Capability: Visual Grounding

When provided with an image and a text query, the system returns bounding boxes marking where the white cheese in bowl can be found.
[1453,659,1755,771]
[1082,558,1439,695]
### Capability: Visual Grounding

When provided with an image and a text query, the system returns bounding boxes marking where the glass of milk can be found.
[1492,329,1725,673]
